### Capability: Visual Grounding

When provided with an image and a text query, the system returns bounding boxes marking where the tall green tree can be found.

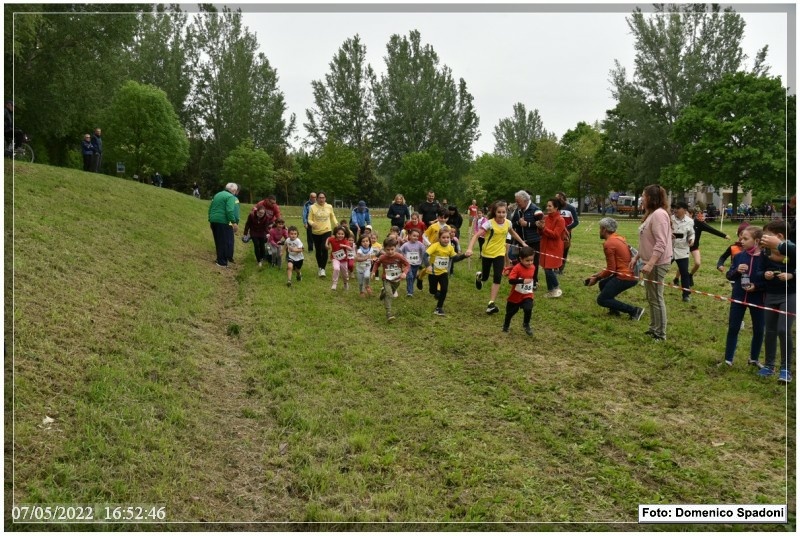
[306,139,359,202]
[221,138,274,203]
[392,148,451,206]
[103,80,189,179]
[607,4,767,189]
[191,5,294,179]
[557,122,603,213]
[672,72,786,210]
[371,30,479,186]
[127,4,195,127]
[5,4,147,165]
[304,35,375,153]
[466,153,529,204]
[493,103,554,164]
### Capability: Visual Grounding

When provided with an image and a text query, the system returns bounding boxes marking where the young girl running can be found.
[267,218,288,268]
[326,227,353,290]
[503,246,536,336]
[243,204,270,267]
[465,201,526,314]
[354,234,374,297]
[371,237,410,322]
[722,226,766,368]
[283,225,304,286]
[399,228,426,297]
[425,228,466,316]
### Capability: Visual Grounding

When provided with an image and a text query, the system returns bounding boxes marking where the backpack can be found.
[628,244,644,278]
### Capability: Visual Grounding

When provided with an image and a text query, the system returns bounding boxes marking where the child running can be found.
[283,225,305,286]
[425,228,466,315]
[371,237,410,322]
[326,227,353,290]
[268,218,288,268]
[503,246,536,336]
[399,228,426,297]
[354,233,374,297]
[722,226,765,368]
[243,204,271,267]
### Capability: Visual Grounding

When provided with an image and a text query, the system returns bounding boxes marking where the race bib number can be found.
[346,249,355,259]
[332,249,346,261]
[406,251,421,264]
[515,282,534,295]
[385,264,402,280]
[433,256,450,270]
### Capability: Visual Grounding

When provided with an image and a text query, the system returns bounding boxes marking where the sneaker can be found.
[757,366,774,378]
[360,292,366,298]
[672,276,679,286]
[532,282,538,290]
[552,288,563,298]
[748,359,762,369]
[486,302,500,314]
[630,307,645,321]
[317,268,323,277]
[374,275,381,282]
[644,329,656,336]
[387,315,396,322]
[720,359,733,367]
[682,295,691,302]
[651,334,666,342]
[393,290,398,298]
[778,369,792,383]
[475,272,483,290]
[287,280,292,287]
[344,281,349,290]
[523,324,533,336]
[433,308,445,316]
[215,262,228,268]
[331,284,337,290]
[297,272,302,281]
[258,261,263,268]
[379,288,386,301]
[416,278,423,290]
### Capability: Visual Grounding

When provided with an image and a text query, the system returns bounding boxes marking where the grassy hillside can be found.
[4,161,795,528]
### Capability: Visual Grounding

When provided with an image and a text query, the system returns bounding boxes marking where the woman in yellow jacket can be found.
[307,192,339,276]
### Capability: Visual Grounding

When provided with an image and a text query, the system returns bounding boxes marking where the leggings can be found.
[251,237,267,263]
[312,232,331,268]
[428,272,449,309]
[480,255,505,284]
[503,299,533,328]
[332,258,349,284]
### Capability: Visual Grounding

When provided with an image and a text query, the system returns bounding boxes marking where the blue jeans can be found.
[763,292,795,372]
[673,257,691,297]
[210,222,233,265]
[544,268,559,291]
[724,302,765,363]
[406,264,420,295]
[597,276,638,315]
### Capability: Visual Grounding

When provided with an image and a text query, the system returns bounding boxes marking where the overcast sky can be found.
[234,2,791,156]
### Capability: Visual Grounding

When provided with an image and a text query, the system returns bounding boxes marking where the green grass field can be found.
[4,161,795,529]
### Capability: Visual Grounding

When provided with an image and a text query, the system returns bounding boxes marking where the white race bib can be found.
[406,251,421,264]
[433,256,450,270]
[385,264,402,280]
[515,282,534,295]
[346,249,355,259]
[332,249,346,261]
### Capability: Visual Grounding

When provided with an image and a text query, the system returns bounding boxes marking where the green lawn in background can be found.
[4,161,795,529]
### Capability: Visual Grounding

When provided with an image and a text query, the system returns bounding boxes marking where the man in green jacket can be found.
[208,182,240,267]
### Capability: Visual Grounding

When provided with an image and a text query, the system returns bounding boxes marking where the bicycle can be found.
[5,131,34,163]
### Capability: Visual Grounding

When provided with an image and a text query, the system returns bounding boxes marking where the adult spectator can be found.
[254,194,281,227]
[446,205,463,238]
[90,127,103,172]
[350,200,372,238]
[536,197,566,298]
[510,190,542,289]
[302,192,317,252]
[387,193,411,229]
[307,191,338,277]
[630,184,673,341]
[670,201,696,302]
[556,191,579,273]
[153,171,163,187]
[418,190,441,226]
[4,100,14,155]
[81,134,94,171]
[585,217,643,320]
[208,182,240,268]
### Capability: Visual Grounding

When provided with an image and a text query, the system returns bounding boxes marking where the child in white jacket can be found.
[671,201,696,301]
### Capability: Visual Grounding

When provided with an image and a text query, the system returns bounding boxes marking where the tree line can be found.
[4,3,791,209]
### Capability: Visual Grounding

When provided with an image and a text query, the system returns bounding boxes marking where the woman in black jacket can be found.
[446,205,463,238]
[387,193,411,228]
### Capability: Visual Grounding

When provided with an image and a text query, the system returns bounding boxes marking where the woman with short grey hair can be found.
[598,217,617,233]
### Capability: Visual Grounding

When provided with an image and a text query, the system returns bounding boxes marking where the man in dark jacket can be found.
[418,190,441,226]
[511,190,542,289]
[90,127,103,172]
[81,134,94,171]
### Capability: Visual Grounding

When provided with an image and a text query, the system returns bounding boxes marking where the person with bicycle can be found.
[5,100,23,155]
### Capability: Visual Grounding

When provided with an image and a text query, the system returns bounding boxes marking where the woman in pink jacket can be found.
[630,184,674,341]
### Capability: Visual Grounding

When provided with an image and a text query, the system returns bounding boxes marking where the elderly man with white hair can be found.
[208,182,241,268]
[510,190,542,289]
[584,217,644,320]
